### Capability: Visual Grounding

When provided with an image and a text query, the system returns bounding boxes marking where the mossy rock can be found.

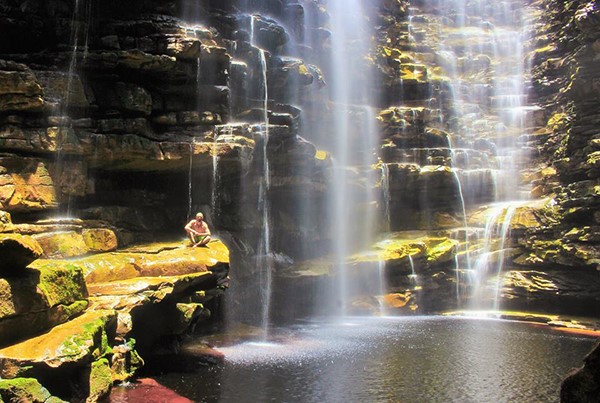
[349,233,457,266]
[35,262,88,307]
[0,378,66,403]
[0,300,88,348]
[33,231,89,259]
[111,339,144,383]
[82,229,118,253]
[171,303,208,334]
[424,237,458,263]
[468,199,550,230]
[87,358,113,403]
[0,210,13,232]
[0,310,116,378]
[0,262,88,347]
[78,240,229,283]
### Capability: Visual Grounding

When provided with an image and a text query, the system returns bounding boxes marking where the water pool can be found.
[115,316,598,402]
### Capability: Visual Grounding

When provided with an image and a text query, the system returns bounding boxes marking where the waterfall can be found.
[413,0,533,310]
[326,0,378,317]
[211,136,220,220]
[187,142,194,221]
[469,201,523,310]
[408,254,418,286]
[55,0,93,218]
[251,17,274,336]
[377,259,387,316]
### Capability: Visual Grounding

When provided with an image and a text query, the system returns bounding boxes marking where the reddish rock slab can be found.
[108,378,193,403]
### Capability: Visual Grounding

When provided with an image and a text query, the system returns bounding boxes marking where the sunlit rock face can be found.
[522,0,600,302]
[0,0,599,395]
[0,234,230,402]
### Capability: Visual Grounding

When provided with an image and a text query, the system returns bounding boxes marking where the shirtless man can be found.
[184,212,212,247]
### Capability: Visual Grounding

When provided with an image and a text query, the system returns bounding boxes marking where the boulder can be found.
[0,61,44,112]
[33,231,90,259]
[0,234,43,276]
[0,155,57,212]
[561,341,600,403]
[0,378,66,403]
[383,292,412,309]
[82,229,118,253]
[0,310,116,379]
[0,262,88,347]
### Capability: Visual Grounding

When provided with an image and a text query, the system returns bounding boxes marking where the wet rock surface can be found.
[561,341,600,403]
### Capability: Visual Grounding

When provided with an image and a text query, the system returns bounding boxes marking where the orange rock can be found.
[82,228,118,253]
[383,293,410,308]
[33,231,89,259]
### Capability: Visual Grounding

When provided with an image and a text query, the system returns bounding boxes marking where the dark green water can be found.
[129,317,598,402]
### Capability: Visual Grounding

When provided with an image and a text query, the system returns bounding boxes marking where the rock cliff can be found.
[0,0,599,400]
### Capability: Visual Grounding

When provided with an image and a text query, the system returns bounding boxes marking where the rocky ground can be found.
[0,223,229,401]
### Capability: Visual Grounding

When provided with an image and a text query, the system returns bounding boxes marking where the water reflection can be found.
[151,317,595,402]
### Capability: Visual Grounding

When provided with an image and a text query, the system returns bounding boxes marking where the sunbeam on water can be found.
[146,317,596,403]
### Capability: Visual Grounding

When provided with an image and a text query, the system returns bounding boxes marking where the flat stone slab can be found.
[87,272,212,297]
[30,239,229,284]
[0,310,116,378]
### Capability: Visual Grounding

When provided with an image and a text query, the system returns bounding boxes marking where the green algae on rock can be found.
[0,310,116,378]
[87,358,113,403]
[0,377,66,403]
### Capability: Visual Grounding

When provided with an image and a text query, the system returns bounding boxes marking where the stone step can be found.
[0,310,118,402]
[0,310,117,378]
[0,262,88,348]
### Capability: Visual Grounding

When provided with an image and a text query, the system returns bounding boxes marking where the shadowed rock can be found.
[0,234,43,276]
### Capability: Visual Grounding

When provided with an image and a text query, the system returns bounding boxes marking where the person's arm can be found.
[198,222,211,236]
[184,220,200,235]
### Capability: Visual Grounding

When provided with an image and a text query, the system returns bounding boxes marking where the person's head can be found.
[195,212,204,222]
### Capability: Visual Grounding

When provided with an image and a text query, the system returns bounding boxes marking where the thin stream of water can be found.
[253,28,273,337]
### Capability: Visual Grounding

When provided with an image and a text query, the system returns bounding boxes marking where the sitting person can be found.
[184,212,212,247]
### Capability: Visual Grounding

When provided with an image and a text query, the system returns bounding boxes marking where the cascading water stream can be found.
[492,203,520,311]
[250,16,273,336]
[326,0,377,317]
[377,260,387,315]
[56,0,88,217]
[469,201,523,310]
[380,163,391,232]
[187,142,194,221]
[408,254,418,286]
[414,0,533,310]
[211,135,220,220]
